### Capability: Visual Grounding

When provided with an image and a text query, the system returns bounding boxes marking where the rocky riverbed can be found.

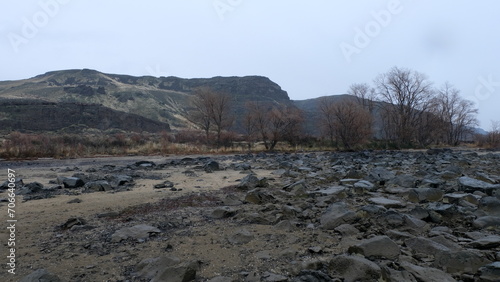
[1,149,500,281]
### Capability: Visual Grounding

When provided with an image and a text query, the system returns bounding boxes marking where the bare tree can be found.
[429,83,478,145]
[348,83,377,113]
[244,101,271,148]
[189,87,213,143]
[189,87,234,147]
[330,100,372,150]
[317,97,337,145]
[211,91,234,147]
[244,102,304,150]
[267,105,304,149]
[487,120,500,148]
[374,66,434,147]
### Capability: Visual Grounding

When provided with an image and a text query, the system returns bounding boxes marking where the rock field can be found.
[1,149,500,281]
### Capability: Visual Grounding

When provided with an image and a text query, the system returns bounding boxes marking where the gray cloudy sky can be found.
[2,0,499,128]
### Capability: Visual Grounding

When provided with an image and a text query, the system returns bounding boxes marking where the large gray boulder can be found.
[404,237,451,256]
[479,262,500,282]
[238,174,268,190]
[320,202,358,230]
[62,177,84,188]
[135,256,198,282]
[458,176,500,195]
[400,262,456,282]
[328,254,381,282]
[473,216,500,229]
[348,235,400,259]
[111,224,161,242]
[407,188,443,203]
[20,269,61,282]
[434,250,491,274]
[84,180,112,192]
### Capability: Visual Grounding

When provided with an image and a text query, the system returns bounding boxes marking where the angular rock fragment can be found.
[238,174,268,190]
[434,250,491,274]
[473,216,500,229]
[468,235,500,249]
[479,262,500,282]
[458,176,500,195]
[135,256,198,282]
[84,180,112,192]
[407,188,443,203]
[348,235,400,259]
[228,229,254,245]
[245,189,275,204]
[211,206,237,219]
[400,262,456,282]
[62,177,85,188]
[20,269,61,282]
[404,237,451,256]
[368,197,406,208]
[328,254,382,282]
[320,202,358,230]
[111,224,161,242]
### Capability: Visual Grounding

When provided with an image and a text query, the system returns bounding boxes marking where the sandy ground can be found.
[0,155,290,281]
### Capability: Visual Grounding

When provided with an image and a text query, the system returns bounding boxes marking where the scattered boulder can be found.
[434,250,491,274]
[479,262,500,282]
[291,270,332,282]
[135,255,198,282]
[467,235,500,249]
[59,217,87,230]
[20,269,61,282]
[135,161,156,168]
[458,176,500,195]
[84,180,112,192]
[261,272,288,282]
[404,237,451,257]
[62,177,84,188]
[238,174,268,190]
[204,160,220,172]
[245,189,275,204]
[479,196,500,215]
[18,182,44,195]
[283,180,308,197]
[408,188,444,203]
[208,276,234,282]
[111,224,161,242]
[368,197,406,208]
[400,261,456,282]
[228,229,254,245]
[320,202,358,230]
[473,216,500,229]
[211,206,238,219]
[368,167,395,185]
[0,178,23,190]
[348,235,400,259]
[154,181,174,189]
[328,254,382,281]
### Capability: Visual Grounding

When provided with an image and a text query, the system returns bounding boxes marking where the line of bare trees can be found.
[187,66,481,150]
[322,66,479,149]
[244,101,304,150]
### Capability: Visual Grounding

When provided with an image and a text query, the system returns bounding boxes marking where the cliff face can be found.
[0,99,170,133]
[0,69,292,132]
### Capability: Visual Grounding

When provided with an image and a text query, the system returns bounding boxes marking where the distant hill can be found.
[1,69,484,138]
[0,69,292,133]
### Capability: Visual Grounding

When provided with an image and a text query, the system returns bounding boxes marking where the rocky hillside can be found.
[0,69,292,132]
[0,99,169,133]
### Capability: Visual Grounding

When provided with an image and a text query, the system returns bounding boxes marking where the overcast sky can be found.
[2,0,499,128]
